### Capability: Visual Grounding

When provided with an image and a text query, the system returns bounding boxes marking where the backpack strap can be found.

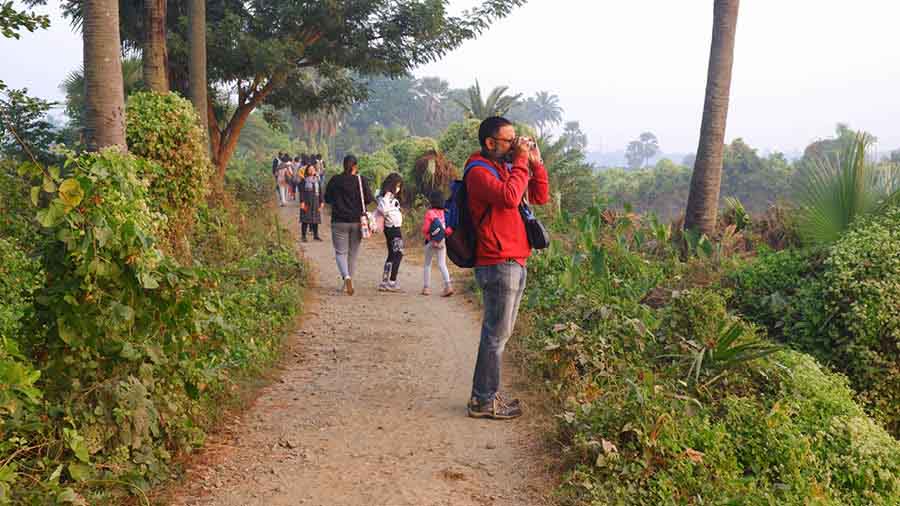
[463,160,502,229]
[463,160,502,181]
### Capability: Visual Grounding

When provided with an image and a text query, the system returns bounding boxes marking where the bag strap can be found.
[463,160,502,228]
[463,160,502,181]
[357,175,366,216]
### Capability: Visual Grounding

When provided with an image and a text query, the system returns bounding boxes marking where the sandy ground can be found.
[168,201,554,506]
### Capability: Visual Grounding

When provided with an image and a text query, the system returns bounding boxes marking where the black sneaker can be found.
[467,395,522,420]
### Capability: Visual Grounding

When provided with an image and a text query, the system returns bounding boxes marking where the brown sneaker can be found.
[344,277,354,296]
[467,395,522,420]
[441,285,455,297]
[421,287,431,296]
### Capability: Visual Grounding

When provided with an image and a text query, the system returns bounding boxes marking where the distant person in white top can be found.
[377,173,404,292]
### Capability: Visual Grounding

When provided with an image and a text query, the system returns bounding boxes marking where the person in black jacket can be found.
[324,154,374,295]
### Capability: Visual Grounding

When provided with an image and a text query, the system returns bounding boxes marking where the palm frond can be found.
[795,132,898,244]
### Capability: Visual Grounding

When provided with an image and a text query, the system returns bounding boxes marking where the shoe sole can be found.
[466,407,522,420]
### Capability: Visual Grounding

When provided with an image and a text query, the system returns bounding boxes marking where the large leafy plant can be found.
[795,132,900,245]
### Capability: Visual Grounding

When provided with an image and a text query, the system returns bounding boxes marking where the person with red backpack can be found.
[464,116,549,420]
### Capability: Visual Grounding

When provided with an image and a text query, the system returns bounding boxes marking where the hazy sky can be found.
[3,1,899,154]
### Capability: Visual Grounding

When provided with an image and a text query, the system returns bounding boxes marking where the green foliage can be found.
[0,1,49,40]
[729,206,900,434]
[0,88,61,164]
[125,91,212,261]
[357,150,398,190]
[794,132,900,245]
[386,136,438,174]
[437,118,482,170]
[519,210,900,505]
[598,138,797,222]
[452,80,522,120]
[660,290,780,388]
[2,150,307,503]
[804,207,900,433]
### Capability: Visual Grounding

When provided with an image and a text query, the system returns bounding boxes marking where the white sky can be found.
[2,0,898,154]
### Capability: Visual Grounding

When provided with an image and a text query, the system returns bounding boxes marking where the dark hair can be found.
[380,173,404,199]
[294,156,300,163]
[478,116,513,149]
[342,154,358,174]
[428,190,445,209]
[314,153,322,160]
[305,164,317,177]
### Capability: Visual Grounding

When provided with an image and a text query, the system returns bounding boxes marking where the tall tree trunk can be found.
[143,0,168,92]
[83,0,126,151]
[684,0,740,236]
[188,0,208,133]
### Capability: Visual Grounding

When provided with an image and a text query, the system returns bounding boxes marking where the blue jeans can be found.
[471,261,527,403]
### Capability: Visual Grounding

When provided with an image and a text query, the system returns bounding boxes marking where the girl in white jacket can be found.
[377,173,405,292]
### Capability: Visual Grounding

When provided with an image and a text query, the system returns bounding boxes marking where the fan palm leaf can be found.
[795,132,900,244]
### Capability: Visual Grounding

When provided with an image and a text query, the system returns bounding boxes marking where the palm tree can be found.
[531,91,563,135]
[143,0,168,92]
[60,57,144,134]
[413,77,449,131]
[188,0,208,133]
[82,0,127,151]
[453,81,522,120]
[684,0,740,236]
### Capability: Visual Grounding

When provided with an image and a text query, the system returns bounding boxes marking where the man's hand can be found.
[513,136,532,159]
[528,142,543,166]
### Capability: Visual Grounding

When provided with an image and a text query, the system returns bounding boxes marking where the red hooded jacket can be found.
[465,152,550,266]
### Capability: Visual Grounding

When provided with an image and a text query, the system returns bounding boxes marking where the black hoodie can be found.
[324,173,375,223]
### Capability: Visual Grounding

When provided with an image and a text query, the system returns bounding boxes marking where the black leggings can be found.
[301,222,319,238]
[382,226,404,282]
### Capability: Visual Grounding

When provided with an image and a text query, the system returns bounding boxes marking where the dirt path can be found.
[170,202,553,506]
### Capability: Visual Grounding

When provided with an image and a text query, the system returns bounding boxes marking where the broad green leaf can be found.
[57,487,87,505]
[63,428,90,463]
[42,176,57,193]
[67,462,92,482]
[140,272,159,289]
[30,186,39,206]
[58,179,85,208]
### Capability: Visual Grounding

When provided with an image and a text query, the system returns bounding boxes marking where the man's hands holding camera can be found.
[513,136,542,166]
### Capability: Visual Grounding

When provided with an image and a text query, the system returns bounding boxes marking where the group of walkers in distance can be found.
[273,116,550,420]
[272,152,325,241]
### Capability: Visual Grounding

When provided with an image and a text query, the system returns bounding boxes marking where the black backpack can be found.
[444,161,499,268]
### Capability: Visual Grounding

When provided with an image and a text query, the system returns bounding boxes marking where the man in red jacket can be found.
[466,116,550,419]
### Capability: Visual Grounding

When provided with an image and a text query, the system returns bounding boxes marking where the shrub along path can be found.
[170,200,553,506]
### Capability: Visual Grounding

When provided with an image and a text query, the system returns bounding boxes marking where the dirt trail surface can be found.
[170,202,553,506]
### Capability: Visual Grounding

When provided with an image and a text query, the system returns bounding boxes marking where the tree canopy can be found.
[40,0,528,173]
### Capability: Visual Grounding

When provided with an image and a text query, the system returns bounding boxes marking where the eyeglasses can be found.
[491,136,516,144]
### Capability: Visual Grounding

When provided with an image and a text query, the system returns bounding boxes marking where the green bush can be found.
[2,149,307,504]
[125,91,212,261]
[385,136,438,173]
[729,207,900,434]
[802,207,900,433]
[520,218,900,505]
[727,248,825,335]
[357,149,398,190]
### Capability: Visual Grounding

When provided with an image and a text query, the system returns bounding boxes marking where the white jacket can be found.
[377,192,403,228]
